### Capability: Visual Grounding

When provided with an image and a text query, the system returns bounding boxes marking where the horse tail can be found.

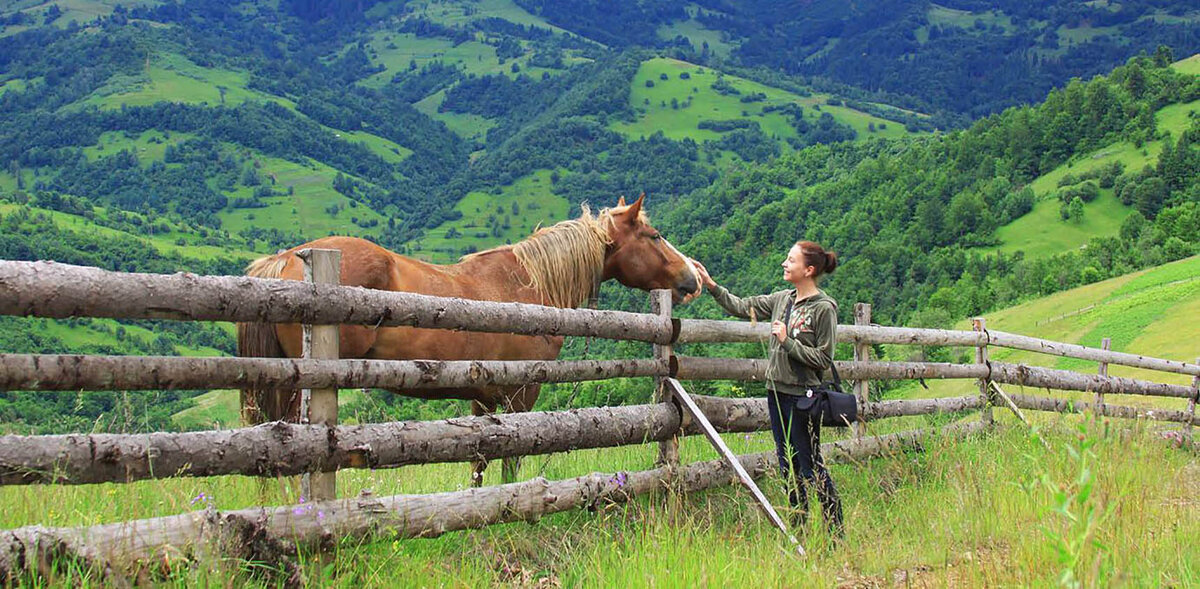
[238,254,294,425]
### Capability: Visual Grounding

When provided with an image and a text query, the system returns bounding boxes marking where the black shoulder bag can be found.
[783,299,858,428]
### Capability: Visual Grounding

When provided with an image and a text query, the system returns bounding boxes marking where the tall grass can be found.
[3,418,1195,587]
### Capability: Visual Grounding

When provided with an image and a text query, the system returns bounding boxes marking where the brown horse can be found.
[237,195,699,485]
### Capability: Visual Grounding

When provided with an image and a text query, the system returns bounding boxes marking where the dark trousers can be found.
[767,389,844,535]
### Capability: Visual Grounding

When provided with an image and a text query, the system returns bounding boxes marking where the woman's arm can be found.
[692,259,775,320]
[780,303,836,370]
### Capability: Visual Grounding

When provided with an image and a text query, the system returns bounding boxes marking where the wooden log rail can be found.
[0,261,675,344]
[5,261,1198,380]
[0,422,986,584]
[0,355,667,392]
[1005,391,1196,425]
[677,321,1200,379]
[672,357,1195,399]
[0,392,1013,487]
[0,396,762,486]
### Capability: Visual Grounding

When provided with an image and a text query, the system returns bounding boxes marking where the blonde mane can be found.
[463,206,616,308]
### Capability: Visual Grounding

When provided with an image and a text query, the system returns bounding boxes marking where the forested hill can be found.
[670,55,1199,328]
[0,1,1197,432]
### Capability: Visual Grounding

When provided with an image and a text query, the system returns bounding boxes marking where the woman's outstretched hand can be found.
[690,258,717,290]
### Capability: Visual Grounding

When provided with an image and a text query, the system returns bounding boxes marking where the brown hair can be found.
[796,240,838,278]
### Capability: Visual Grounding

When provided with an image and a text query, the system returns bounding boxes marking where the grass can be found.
[358,30,564,91]
[0,200,255,260]
[656,16,736,57]
[401,0,567,33]
[991,188,1131,258]
[0,0,161,37]
[80,52,291,111]
[927,3,1015,32]
[613,58,916,144]
[989,89,1197,258]
[413,88,498,142]
[413,168,572,262]
[215,156,390,244]
[890,255,1200,408]
[0,422,1193,586]
[171,388,365,430]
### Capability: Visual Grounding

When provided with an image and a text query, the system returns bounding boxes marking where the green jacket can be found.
[708,285,838,394]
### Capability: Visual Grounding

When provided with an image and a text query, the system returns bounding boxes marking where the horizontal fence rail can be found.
[678,321,1200,379]
[0,261,675,343]
[674,357,1195,399]
[0,396,765,486]
[1005,391,1196,424]
[0,422,986,584]
[0,355,667,392]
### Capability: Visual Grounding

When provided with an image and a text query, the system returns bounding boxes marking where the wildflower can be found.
[610,471,628,488]
[190,492,207,506]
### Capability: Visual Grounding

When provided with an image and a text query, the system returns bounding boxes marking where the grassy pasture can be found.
[215,156,389,244]
[888,255,1200,411]
[613,58,916,144]
[413,168,571,262]
[0,416,1193,586]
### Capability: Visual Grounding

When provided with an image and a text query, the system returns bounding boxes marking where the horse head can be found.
[602,194,701,303]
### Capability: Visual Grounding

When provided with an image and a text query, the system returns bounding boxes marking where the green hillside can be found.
[890,255,1200,410]
[615,57,918,144]
[988,54,1200,257]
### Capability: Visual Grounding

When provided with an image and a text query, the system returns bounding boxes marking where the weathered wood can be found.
[1186,357,1198,444]
[673,357,988,382]
[853,303,871,438]
[1094,338,1111,413]
[986,330,1200,378]
[0,422,983,581]
[974,317,993,426]
[666,379,803,555]
[0,261,674,343]
[1005,391,1196,424]
[651,290,679,467]
[0,402,693,485]
[297,248,339,502]
[0,355,668,391]
[862,396,984,420]
[677,319,1200,379]
[989,362,1195,399]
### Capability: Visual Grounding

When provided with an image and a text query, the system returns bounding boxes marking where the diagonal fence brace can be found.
[664,378,805,556]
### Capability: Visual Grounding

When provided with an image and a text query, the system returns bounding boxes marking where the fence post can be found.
[972,317,992,426]
[651,289,679,466]
[1093,337,1110,415]
[1186,357,1198,446]
[297,248,341,502]
[852,303,871,438]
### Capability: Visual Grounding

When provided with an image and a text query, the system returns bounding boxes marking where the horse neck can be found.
[506,213,612,308]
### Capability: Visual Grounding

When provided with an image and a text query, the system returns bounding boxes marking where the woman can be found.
[692,241,844,536]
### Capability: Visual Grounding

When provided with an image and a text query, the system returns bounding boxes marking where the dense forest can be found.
[0,0,1197,432]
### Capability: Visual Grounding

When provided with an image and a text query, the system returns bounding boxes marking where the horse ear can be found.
[628,193,644,218]
[617,195,627,207]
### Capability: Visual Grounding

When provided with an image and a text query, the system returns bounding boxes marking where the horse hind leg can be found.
[500,384,539,485]
[470,398,497,487]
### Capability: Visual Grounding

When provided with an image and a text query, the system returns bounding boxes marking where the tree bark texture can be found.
[1005,392,1195,424]
[671,357,1194,399]
[0,422,982,582]
[0,396,770,486]
[0,261,673,343]
[0,354,667,391]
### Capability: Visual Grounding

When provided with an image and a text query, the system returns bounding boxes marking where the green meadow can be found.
[413,168,571,262]
[1,411,1193,586]
[215,156,389,244]
[890,255,1200,416]
[613,57,916,144]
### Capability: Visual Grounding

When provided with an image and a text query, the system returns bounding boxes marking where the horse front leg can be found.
[501,384,539,484]
[470,398,497,487]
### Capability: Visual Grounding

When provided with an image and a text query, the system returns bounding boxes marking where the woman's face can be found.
[781,244,812,284]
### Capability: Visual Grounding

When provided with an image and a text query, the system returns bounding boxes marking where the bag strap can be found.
[828,363,843,391]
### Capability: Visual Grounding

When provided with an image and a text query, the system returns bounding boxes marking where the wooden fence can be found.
[0,259,1197,585]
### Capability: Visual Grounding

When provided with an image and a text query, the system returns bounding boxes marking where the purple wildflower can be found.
[190,492,207,506]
